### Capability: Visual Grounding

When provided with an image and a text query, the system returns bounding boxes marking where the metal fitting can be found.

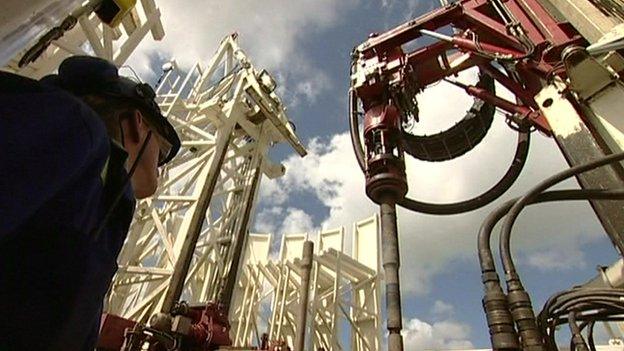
[482,276,520,350]
[506,288,545,351]
[171,315,192,335]
[149,312,173,332]
[363,104,408,204]
[571,333,590,351]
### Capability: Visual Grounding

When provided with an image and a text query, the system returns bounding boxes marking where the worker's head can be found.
[43,56,180,199]
[82,93,163,198]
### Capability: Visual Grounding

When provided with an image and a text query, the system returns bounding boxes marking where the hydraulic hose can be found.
[397,131,528,215]
[500,151,624,279]
[349,88,366,172]
[497,151,624,351]
[538,292,624,351]
[477,188,624,351]
[479,189,624,273]
[588,320,597,351]
[349,89,530,215]
[569,311,590,351]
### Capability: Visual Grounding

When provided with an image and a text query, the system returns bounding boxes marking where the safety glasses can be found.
[130,84,175,166]
[103,78,181,166]
[142,117,175,166]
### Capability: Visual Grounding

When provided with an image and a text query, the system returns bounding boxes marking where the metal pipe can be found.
[380,201,404,351]
[294,241,314,351]
[478,63,537,108]
[419,29,454,42]
[161,129,233,313]
[499,151,624,351]
[220,163,263,315]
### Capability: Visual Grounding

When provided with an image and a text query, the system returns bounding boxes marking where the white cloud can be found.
[279,207,316,235]
[381,0,435,21]
[403,317,474,350]
[254,206,282,234]
[431,300,455,319]
[258,176,288,206]
[526,245,588,271]
[253,206,316,236]
[127,0,351,105]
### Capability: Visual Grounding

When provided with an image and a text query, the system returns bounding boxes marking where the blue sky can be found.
[128,1,622,348]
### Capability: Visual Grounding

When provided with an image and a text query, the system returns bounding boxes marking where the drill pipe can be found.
[380,201,404,351]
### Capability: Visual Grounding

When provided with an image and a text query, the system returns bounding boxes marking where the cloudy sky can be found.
[127,0,621,348]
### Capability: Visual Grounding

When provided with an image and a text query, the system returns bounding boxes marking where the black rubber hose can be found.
[478,189,624,274]
[545,288,624,304]
[349,88,531,215]
[349,88,366,172]
[588,321,597,351]
[569,311,590,351]
[495,151,624,351]
[540,289,624,328]
[543,314,624,351]
[499,151,624,280]
[554,312,624,323]
[478,189,624,351]
[545,292,624,315]
[551,296,624,315]
[540,302,624,350]
[544,287,624,306]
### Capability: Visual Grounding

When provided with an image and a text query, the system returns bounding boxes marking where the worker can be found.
[0,56,180,350]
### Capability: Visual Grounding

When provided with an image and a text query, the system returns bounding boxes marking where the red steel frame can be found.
[353,0,586,133]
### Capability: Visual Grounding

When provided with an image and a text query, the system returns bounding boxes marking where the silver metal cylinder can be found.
[380,202,404,351]
[294,241,314,351]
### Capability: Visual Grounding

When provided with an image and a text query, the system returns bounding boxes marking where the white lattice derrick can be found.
[350,215,381,351]
[313,265,338,288]
[105,34,305,322]
[276,219,382,350]
[279,233,308,261]
[318,227,345,253]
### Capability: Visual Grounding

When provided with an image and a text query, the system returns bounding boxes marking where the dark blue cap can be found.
[56,56,120,95]
[41,56,180,165]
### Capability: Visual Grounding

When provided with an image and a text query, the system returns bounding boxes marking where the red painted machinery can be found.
[347,0,613,350]
[97,302,231,351]
[351,0,588,201]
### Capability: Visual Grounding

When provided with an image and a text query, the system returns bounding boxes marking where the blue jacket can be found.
[0,72,135,350]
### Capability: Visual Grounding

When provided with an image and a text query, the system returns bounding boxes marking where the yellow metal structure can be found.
[96,0,137,27]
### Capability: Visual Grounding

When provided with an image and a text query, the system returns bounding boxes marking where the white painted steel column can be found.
[104,35,306,323]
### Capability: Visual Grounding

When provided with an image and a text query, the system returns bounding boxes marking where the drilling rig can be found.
[98,34,307,351]
[349,0,624,350]
[6,0,624,350]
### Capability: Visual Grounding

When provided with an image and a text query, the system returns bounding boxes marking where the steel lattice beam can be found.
[229,216,382,351]
[104,34,306,322]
